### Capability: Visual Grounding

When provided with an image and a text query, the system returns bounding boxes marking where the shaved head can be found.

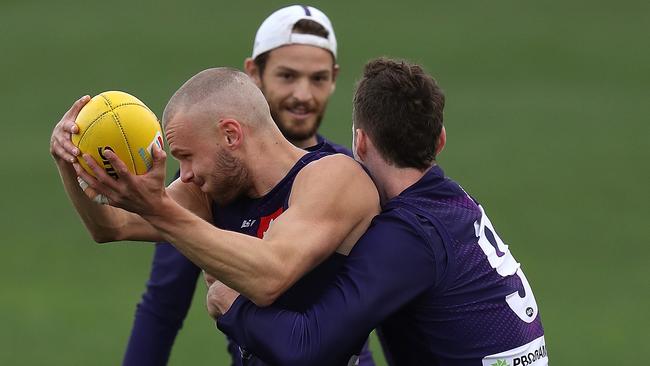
[163,67,273,130]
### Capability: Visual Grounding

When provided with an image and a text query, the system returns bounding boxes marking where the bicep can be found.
[259,207,341,286]
[261,157,379,287]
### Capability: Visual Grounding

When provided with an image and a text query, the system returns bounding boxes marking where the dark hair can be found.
[253,19,332,75]
[353,57,445,170]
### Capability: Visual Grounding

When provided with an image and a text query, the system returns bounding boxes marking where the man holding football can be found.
[118,5,377,366]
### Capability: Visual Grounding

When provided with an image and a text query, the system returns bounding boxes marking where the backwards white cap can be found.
[252,5,337,60]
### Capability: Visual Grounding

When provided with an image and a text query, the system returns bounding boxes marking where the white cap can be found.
[252,5,337,60]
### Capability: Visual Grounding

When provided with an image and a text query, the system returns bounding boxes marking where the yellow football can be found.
[72,91,163,177]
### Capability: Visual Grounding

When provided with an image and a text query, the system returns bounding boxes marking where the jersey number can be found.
[474,205,539,323]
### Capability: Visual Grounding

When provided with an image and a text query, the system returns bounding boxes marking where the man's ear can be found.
[354,128,368,161]
[218,119,244,149]
[435,126,446,156]
[244,58,262,88]
[330,63,340,94]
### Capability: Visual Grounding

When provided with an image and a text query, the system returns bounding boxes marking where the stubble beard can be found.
[270,107,324,143]
[261,83,327,144]
[209,149,252,206]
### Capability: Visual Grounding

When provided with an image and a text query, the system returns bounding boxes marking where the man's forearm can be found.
[55,159,137,242]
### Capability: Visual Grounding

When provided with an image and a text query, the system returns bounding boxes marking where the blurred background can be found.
[1,0,648,364]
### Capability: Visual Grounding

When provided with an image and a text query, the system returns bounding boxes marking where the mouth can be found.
[285,106,314,121]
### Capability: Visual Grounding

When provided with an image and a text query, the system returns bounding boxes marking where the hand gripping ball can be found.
[72,91,163,178]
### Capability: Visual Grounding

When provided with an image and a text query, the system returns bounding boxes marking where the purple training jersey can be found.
[218,165,547,366]
[123,137,375,366]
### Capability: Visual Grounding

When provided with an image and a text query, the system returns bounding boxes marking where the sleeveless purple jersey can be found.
[213,143,360,366]
[218,165,547,366]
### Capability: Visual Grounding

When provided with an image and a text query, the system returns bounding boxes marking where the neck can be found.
[370,162,432,204]
[245,131,307,198]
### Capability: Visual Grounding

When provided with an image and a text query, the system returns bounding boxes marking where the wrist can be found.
[54,156,72,168]
[140,191,176,222]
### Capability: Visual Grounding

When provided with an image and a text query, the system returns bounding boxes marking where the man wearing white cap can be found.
[119,5,375,366]
[245,4,342,151]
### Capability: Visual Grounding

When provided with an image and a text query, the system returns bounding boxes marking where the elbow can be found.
[91,233,116,244]
[91,233,114,244]
[249,271,292,307]
[250,295,274,307]
[247,250,305,307]
[89,228,121,244]
[249,282,283,307]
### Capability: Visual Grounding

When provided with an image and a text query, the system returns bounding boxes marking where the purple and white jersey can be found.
[218,165,547,366]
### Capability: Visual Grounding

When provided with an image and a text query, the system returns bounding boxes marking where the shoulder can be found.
[347,209,440,280]
[297,154,371,188]
[365,209,423,240]
[359,207,442,258]
[288,154,379,216]
[306,152,358,168]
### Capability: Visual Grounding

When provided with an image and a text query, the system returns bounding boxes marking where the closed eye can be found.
[171,150,191,161]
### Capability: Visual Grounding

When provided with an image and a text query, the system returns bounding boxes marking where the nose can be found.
[292,78,313,102]
[180,162,194,183]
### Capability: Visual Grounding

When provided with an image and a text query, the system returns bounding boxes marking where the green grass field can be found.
[1,0,648,364]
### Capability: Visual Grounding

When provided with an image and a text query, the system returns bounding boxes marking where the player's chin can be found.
[285,117,318,132]
[285,127,317,142]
